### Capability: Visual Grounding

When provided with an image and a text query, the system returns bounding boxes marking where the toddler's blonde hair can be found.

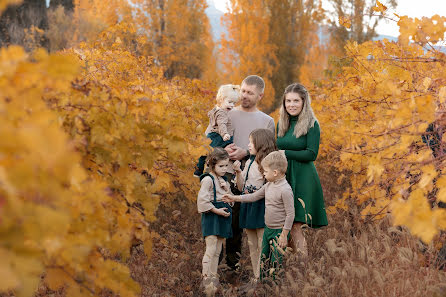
[261,151,288,174]
[216,84,240,105]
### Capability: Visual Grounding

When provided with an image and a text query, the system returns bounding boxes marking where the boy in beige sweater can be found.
[223,151,294,281]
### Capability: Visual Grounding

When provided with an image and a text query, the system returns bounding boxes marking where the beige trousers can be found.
[246,228,264,279]
[202,235,224,278]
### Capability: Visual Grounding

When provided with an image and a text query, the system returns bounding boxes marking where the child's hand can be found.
[220,180,229,192]
[278,231,288,248]
[213,207,230,217]
[223,133,231,141]
[233,160,242,173]
[222,194,238,203]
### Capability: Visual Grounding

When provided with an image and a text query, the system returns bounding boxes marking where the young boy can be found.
[223,151,294,280]
[194,84,240,177]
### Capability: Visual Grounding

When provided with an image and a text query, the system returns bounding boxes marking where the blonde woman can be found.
[276,83,327,256]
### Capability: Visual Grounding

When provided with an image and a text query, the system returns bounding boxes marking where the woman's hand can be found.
[212,207,230,217]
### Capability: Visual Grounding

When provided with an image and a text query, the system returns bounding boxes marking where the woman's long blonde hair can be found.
[277,83,317,138]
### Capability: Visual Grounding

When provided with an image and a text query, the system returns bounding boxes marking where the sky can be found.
[212,0,446,37]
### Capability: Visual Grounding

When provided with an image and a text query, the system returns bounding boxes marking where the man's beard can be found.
[241,99,251,108]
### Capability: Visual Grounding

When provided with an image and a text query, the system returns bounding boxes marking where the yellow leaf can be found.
[339,16,351,29]
[66,282,94,297]
[361,204,372,216]
[437,176,446,202]
[419,164,437,188]
[367,157,384,183]
[0,265,19,291]
[151,172,172,192]
[423,77,432,91]
[143,237,152,258]
[0,0,22,14]
[45,268,68,290]
[372,1,387,13]
[439,87,446,104]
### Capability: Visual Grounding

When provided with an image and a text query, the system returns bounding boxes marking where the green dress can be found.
[276,118,327,228]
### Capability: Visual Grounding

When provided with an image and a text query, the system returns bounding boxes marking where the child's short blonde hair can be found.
[261,151,288,174]
[216,84,240,104]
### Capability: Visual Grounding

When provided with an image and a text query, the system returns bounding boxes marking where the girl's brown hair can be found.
[206,147,229,173]
[249,129,277,173]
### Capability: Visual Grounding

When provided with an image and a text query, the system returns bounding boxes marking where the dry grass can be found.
[127,159,446,296]
[2,159,446,297]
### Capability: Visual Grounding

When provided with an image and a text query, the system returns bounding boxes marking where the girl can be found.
[233,128,277,281]
[276,83,328,256]
[197,147,233,287]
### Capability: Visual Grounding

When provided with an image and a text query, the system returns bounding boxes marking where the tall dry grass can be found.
[125,158,446,296]
[2,159,445,297]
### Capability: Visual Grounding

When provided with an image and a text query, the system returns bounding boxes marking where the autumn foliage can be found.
[315,4,446,243]
[131,0,215,79]
[2,0,446,296]
[329,0,397,52]
[0,14,214,297]
[219,0,278,110]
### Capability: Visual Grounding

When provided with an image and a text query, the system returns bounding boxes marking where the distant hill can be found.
[373,34,446,53]
[205,0,224,41]
[373,34,398,42]
[204,8,446,54]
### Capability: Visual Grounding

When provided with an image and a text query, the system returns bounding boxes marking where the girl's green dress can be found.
[200,174,233,238]
[276,117,327,228]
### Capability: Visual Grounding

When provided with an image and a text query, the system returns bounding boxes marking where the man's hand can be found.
[224,143,236,154]
[233,160,242,173]
[223,133,231,141]
[228,145,248,160]
[212,207,230,217]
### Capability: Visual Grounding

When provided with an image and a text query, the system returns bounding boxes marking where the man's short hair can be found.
[261,151,287,174]
[242,75,265,93]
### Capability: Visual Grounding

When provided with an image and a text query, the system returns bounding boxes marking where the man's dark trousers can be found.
[223,172,243,270]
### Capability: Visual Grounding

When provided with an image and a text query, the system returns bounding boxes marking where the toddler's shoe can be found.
[193,168,203,178]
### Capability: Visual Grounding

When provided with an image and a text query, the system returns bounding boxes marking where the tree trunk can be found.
[0,0,49,49]
[49,0,74,11]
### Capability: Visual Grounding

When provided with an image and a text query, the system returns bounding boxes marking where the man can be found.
[224,75,275,272]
